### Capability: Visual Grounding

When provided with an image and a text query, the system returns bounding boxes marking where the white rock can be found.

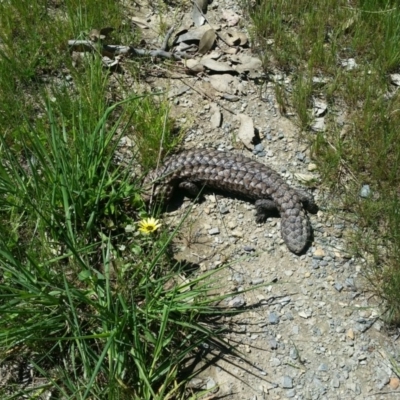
[311,117,325,132]
[390,73,400,86]
[237,113,255,149]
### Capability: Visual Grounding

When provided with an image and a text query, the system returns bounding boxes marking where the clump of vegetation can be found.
[0,1,245,398]
[247,0,400,322]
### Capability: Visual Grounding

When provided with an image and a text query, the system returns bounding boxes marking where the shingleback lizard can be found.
[143,148,317,254]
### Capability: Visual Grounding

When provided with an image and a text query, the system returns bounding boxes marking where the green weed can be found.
[0,0,250,397]
[0,96,244,399]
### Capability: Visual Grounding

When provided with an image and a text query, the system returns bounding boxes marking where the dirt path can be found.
[134,1,400,398]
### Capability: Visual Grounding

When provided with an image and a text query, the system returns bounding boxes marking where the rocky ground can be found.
[133,0,400,399]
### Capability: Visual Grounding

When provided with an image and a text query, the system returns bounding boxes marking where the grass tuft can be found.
[0,98,242,399]
[246,0,400,323]
[0,0,250,397]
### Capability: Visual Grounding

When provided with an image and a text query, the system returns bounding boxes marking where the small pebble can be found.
[334,283,344,292]
[389,377,400,389]
[228,296,246,308]
[269,338,278,350]
[227,221,237,229]
[347,382,361,394]
[208,227,220,235]
[219,206,229,214]
[232,273,244,284]
[345,278,355,287]
[258,369,267,376]
[270,357,281,367]
[308,163,317,171]
[318,363,329,371]
[281,376,293,389]
[331,378,340,388]
[290,347,298,360]
[244,245,256,252]
[347,328,355,340]
[206,377,217,391]
[223,94,240,101]
[296,152,305,161]
[298,310,312,319]
[269,312,280,325]
[313,248,325,259]
[286,389,296,398]
[360,184,371,198]
[254,143,264,153]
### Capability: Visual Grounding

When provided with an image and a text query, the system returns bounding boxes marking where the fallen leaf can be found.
[236,32,248,46]
[201,58,234,72]
[223,47,239,55]
[237,114,255,149]
[187,63,205,74]
[233,55,262,73]
[192,0,208,26]
[195,0,208,12]
[201,50,222,60]
[176,25,211,44]
[175,42,198,53]
[220,30,239,46]
[198,29,216,54]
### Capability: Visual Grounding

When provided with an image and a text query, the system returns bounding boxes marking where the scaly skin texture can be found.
[143,148,316,254]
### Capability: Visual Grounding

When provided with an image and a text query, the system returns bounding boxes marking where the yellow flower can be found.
[138,217,161,234]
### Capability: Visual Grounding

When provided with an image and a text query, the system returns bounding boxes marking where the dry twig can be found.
[68,39,192,60]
